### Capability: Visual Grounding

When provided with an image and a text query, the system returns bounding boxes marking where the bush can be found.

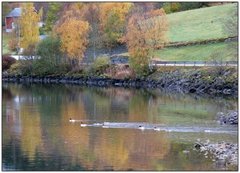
[8,61,22,75]
[90,55,110,75]
[36,36,62,65]
[32,60,70,76]
[130,58,151,77]
[2,55,16,71]
[162,3,181,14]
[7,59,34,75]
[32,36,68,75]
[8,38,18,52]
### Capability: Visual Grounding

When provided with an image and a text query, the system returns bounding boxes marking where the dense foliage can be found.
[33,37,69,75]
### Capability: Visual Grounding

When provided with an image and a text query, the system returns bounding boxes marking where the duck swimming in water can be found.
[80,121,88,127]
[138,125,145,130]
[153,126,161,131]
[69,118,76,123]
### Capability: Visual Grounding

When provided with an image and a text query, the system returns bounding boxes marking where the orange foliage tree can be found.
[55,3,90,66]
[125,8,168,74]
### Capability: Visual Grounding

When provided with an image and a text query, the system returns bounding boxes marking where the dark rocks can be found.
[2,67,238,97]
[217,111,238,125]
[194,140,238,167]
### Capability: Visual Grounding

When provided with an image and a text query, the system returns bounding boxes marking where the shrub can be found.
[8,61,22,75]
[129,57,151,77]
[162,3,181,14]
[32,36,68,75]
[36,36,62,65]
[8,38,18,52]
[2,55,16,71]
[90,55,110,75]
[7,59,34,75]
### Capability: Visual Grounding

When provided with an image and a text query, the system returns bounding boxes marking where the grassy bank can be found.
[154,41,237,61]
[165,3,237,42]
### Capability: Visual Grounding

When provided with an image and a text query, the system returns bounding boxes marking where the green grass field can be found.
[154,41,237,61]
[162,3,237,42]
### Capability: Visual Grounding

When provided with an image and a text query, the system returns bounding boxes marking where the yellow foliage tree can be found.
[55,3,90,65]
[98,3,133,48]
[19,3,42,50]
[125,8,168,74]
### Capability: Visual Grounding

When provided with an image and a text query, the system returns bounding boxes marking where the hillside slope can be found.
[162,3,237,43]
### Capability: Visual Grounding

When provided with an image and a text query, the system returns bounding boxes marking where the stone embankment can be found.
[2,67,237,97]
[194,141,238,168]
[217,111,238,125]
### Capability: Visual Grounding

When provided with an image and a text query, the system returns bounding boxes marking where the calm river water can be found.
[2,83,238,171]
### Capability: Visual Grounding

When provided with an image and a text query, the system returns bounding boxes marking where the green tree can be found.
[33,36,68,75]
[36,36,62,66]
[44,3,62,33]
[162,3,181,14]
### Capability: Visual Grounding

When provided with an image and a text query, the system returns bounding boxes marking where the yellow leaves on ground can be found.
[19,3,42,49]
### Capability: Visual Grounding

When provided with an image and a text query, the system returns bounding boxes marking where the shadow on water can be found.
[2,83,238,171]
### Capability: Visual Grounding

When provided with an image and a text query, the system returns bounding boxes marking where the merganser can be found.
[69,118,76,123]
[153,127,161,131]
[138,125,145,130]
[80,122,88,127]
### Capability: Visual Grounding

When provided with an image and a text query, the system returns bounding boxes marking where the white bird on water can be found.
[80,122,88,127]
[138,125,145,130]
[153,127,161,131]
[69,118,76,123]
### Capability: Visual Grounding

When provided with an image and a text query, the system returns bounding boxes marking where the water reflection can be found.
[2,83,237,170]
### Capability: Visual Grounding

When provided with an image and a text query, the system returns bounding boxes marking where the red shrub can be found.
[2,55,16,71]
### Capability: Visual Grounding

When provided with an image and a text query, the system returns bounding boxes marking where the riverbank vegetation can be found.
[2,3,237,76]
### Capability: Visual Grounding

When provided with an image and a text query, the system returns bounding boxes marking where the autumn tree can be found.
[99,3,133,48]
[80,3,101,59]
[19,3,42,55]
[125,8,168,74]
[55,3,90,66]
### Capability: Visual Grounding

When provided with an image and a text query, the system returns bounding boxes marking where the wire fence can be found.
[149,60,238,67]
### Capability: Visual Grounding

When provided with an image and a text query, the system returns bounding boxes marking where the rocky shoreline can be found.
[2,71,237,97]
[217,111,238,125]
[194,141,238,169]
